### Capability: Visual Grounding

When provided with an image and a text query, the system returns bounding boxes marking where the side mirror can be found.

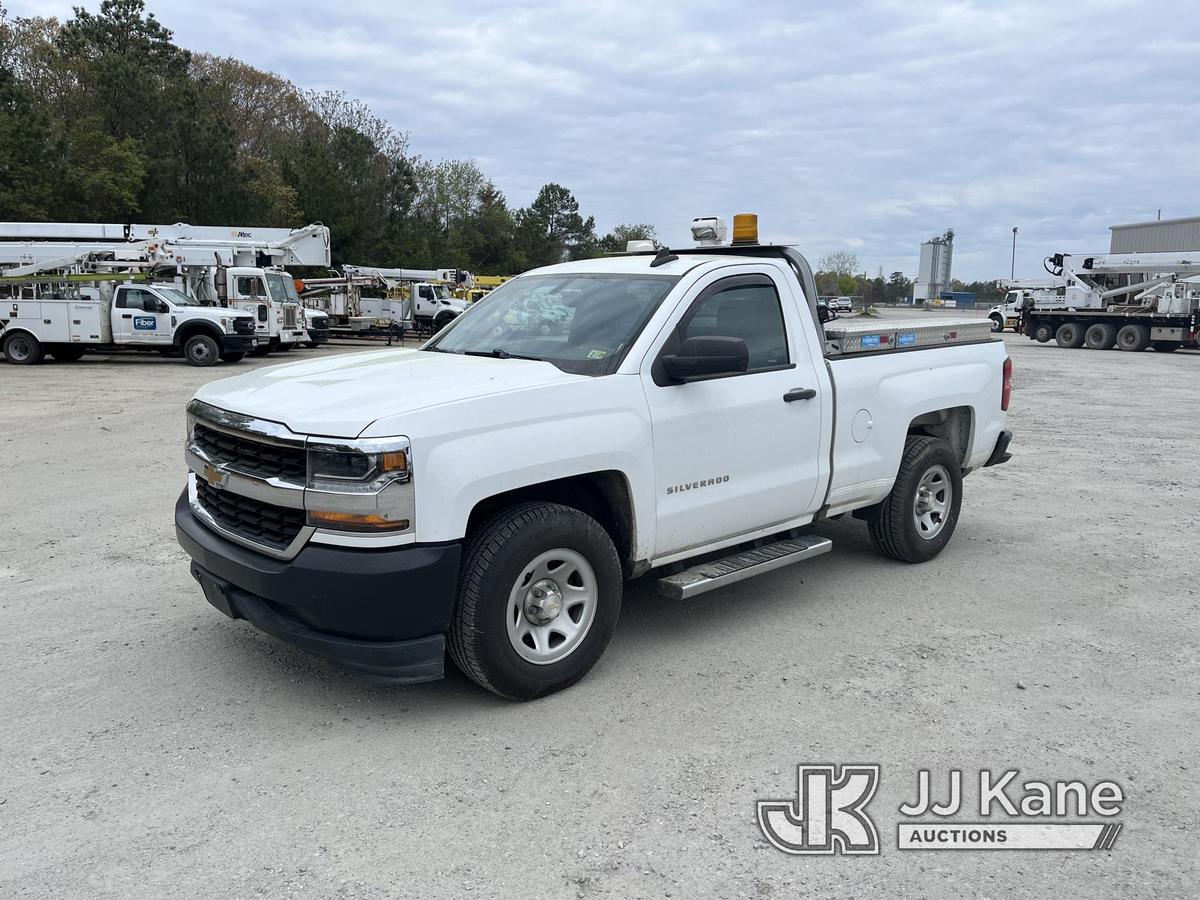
[661,336,749,382]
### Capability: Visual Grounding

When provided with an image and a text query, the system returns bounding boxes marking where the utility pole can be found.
[1011,226,1018,279]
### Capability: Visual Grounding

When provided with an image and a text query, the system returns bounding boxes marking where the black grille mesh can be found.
[195,479,305,551]
[193,423,306,483]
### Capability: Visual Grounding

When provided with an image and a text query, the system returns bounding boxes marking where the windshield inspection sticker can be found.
[757,765,1124,855]
[586,349,608,359]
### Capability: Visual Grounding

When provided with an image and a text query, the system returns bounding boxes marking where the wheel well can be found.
[466,471,636,577]
[907,406,972,468]
[175,321,223,347]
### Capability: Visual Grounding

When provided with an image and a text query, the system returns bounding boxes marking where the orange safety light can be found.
[731,213,758,245]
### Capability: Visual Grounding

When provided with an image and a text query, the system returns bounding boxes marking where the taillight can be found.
[1001,356,1013,411]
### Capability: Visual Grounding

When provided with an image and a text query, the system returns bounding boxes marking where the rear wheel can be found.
[1084,323,1117,350]
[989,314,1004,333]
[1151,341,1179,353]
[1116,324,1149,352]
[183,333,220,367]
[220,350,246,363]
[48,345,86,362]
[448,502,623,700]
[1032,322,1053,343]
[868,436,963,563]
[1055,322,1085,348]
[3,331,43,364]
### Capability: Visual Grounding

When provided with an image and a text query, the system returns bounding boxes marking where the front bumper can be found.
[222,335,255,353]
[175,491,460,682]
[307,329,331,345]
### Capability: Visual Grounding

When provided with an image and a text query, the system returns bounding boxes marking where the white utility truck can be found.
[175,215,1013,699]
[0,222,330,353]
[343,266,472,332]
[988,277,1066,332]
[1,277,256,365]
[1022,251,1200,351]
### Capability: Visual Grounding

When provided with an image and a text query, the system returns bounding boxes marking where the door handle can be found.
[783,388,817,402]
[121,314,132,319]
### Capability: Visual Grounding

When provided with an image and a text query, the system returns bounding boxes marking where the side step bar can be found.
[656,534,833,600]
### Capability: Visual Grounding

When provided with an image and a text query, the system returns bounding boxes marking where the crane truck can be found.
[343,265,473,333]
[0,222,331,354]
[1022,252,1200,352]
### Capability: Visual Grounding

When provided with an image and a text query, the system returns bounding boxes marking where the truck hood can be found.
[183,306,253,324]
[192,348,583,437]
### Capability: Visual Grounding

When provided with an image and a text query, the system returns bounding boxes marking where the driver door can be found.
[113,287,171,344]
[642,269,827,558]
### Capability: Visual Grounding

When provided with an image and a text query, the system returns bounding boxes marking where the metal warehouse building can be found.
[1110,216,1200,253]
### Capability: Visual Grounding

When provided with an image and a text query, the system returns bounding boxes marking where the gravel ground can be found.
[2,319,1198,898]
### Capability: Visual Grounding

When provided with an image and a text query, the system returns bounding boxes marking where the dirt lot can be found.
[2,320,1198,898]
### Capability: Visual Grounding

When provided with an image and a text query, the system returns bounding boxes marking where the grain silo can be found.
[911,231,954,303]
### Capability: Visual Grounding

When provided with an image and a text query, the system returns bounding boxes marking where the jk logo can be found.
[757,764,880,855]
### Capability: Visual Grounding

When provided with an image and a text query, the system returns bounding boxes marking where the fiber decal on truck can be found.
[134,316,156,330]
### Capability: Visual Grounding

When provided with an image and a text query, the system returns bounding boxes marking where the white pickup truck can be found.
[176,224,1013,699]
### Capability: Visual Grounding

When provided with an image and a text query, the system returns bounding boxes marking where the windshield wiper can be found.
[463,348,544,361]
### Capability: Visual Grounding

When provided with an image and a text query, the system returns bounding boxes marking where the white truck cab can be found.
[223,266,308,353]
[2,281,256,366]
[176,215,1013,699]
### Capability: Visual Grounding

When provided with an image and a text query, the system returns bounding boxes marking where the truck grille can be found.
[193,423,307,483]
[233,318,256,336]
[283,306,299,328]
[195,479,305,552]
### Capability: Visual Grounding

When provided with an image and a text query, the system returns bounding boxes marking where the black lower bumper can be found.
[307,329,330,344]
[221,335,255,352]
[175,491,460,682]
[985,429,1013,467]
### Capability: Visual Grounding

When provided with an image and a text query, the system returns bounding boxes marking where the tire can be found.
[434,312,456,332]
[1084,323,1117,350]
[448,502,623,700]
[183,333,220,367]
[1150,341,1179,353]
[1116,324,1149,352]
[867,436,963,564]
[1032,322,1053,343]
[989,314,1004,333]
[220,351,246,363]
[1055,322,1085,348]
[2,331,43,364]
[48,345,86,362]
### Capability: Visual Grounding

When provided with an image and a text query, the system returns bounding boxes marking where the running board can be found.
[656,535,833,600]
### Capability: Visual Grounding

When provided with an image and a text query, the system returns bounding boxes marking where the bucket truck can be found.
[342,266,473,333]
[988,277,1066,332]
[0,222,331,354]
[1023,252,1200,351]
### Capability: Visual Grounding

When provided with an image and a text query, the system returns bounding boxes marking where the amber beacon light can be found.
[731,213,759,244]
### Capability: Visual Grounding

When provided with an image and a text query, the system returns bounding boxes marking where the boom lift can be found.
[1022,251,1200,352]
[342,265,474,333]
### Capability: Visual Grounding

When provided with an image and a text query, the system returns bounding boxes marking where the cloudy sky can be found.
[11,0,1199,279]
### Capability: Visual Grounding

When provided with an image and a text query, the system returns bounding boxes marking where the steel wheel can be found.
[5,333,36,362]
[506,548,598,665]
[913,464,952,540]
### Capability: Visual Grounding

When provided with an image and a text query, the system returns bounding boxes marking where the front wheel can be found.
[183,333,220,367]
[989,314,1004,333]
[448,502,623,700]
[868,436,963,563]
[2,331,43,364]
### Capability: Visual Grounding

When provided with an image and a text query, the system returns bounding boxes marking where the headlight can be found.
[220,317,231,332]
[305,437,414,532]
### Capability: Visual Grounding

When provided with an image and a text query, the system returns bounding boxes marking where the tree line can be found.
[0,0,655,274]
[816,250,1002,305]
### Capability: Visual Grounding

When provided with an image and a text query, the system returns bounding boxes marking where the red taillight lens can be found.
[1001,356,1013,411]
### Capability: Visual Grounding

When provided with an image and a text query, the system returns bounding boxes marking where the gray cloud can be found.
[11,0,1198,278]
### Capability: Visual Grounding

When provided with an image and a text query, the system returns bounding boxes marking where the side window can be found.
[236,277,262,298]
[679,280,790,371]
[117,288,155,311]
[419,286,434,301]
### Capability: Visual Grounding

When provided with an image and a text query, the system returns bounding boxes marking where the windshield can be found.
[431,284,451,300]
[427,273,679,376]
[266,273,294,303]
[154,286,204,307]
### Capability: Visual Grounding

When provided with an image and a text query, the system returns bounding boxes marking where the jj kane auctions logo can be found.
[758,765,1124,854]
